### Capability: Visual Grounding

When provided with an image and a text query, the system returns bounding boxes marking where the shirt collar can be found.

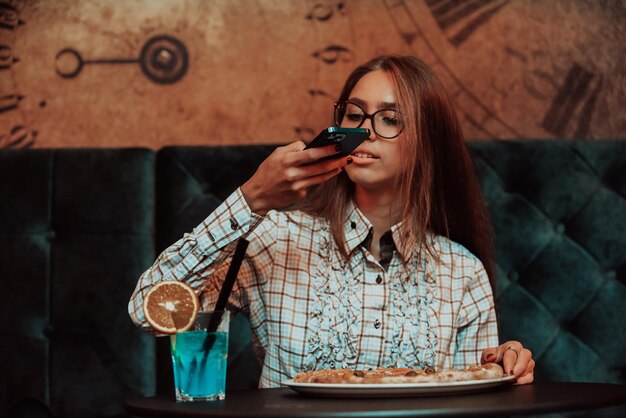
[343,201,412,262]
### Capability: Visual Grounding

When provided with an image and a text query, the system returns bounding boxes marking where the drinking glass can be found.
[170,310,230,401]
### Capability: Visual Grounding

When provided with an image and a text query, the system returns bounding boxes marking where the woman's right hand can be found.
[240,141,351,215]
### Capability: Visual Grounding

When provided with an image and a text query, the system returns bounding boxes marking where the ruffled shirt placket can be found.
[302,204,442,373]
[384,250,440,369]
[304,227,362,371]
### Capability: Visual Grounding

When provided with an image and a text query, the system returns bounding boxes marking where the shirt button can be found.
[376,275,383,284]
[351,221,357,229]
[374,319,381,329]
[229,218,239,230]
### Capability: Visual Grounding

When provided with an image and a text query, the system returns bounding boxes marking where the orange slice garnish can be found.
[142,281,199,334]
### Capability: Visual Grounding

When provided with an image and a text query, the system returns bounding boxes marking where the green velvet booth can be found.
[0,149,156,418]
[1,141,624,418]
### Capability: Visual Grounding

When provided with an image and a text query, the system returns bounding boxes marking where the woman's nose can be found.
[362,117,377,141]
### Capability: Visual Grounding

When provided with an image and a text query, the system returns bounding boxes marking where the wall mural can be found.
[0,0,624,148]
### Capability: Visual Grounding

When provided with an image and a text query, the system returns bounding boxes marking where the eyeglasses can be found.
[334,101,404,139]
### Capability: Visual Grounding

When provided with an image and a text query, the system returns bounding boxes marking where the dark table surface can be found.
[126,381,626,417]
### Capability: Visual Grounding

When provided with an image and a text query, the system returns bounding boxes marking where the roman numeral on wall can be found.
[542,63,602,138]
[425,0,509,47]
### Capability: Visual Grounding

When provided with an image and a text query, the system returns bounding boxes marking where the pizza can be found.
[293,363,505,384]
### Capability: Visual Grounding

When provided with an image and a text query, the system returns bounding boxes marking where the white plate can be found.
[282,375,516,397]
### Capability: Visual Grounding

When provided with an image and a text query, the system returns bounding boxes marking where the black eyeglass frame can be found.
[333,101,404,139]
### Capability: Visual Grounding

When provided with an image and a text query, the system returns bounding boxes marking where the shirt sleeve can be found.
[128,187,275,334]
[453,259,499,368]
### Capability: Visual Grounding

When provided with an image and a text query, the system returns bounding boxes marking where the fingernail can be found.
[486,354,496,362]
[347,157,353,164]
[335,144,342,151]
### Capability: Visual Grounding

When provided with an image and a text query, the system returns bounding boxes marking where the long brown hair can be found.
[296,55,495,288]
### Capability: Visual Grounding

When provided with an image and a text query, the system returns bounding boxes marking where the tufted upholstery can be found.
[472,141,626,385]
[0,149,156,418]
[0,141,624,418]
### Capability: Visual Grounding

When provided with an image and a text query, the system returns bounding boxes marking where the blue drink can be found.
[170,311,230,401]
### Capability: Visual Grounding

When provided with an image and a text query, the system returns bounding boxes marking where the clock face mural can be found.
[1,0,624,149]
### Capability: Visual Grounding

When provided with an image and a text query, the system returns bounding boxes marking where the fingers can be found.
[483,341,535,385]
[283,143,341,166]
[525,358,535,375]
[480,348,498,364]
[501,341,523,375]
[515,373,534,385]
[277,141,351,199]
[280,140,307,152]
[283,155,348,181]
[242,140,348,213]
[482,344,507,364]
[514,359,535,385]
[512,348,532,377]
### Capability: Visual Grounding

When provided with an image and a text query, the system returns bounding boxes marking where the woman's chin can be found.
[346,172,393,193]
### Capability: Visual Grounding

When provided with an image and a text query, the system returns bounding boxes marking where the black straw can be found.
[203,238,249,351]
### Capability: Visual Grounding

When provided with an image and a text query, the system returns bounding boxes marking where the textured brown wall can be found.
[1,0,624,148]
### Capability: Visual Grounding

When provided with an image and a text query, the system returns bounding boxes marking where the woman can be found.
[129,55,535,387]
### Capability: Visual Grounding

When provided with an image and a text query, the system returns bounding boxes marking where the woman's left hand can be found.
[481,341,535,384]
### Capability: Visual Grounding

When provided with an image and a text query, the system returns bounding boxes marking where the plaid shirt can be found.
[129,188,498,388]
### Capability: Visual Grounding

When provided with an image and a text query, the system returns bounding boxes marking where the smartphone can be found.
[304,127,370,164]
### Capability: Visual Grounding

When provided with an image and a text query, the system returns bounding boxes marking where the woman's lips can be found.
[350,150,379,164]
[351,152,377,158]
